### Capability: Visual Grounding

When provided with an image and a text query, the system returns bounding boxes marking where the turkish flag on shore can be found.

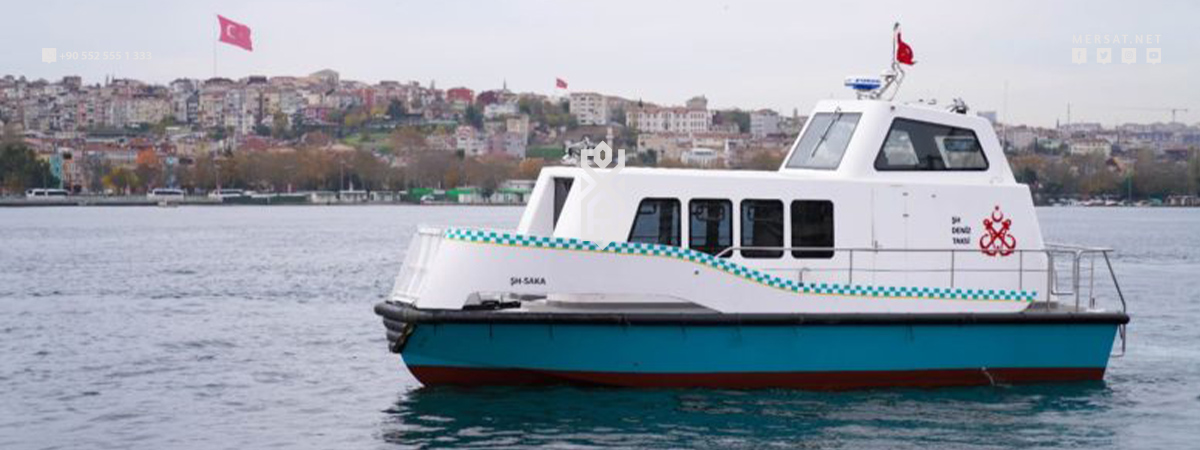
[218,15,253,51]
[556,78,568,89]
[895,29,914,65]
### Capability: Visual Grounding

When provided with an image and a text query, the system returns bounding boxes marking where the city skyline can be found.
[3,0,1197,127]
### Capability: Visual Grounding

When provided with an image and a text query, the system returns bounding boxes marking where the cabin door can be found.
[871,185,909,287]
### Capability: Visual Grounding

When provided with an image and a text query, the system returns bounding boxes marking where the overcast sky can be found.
[2,0,1196,127]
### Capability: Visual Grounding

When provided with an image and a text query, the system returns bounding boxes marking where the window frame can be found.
[552,177,574,228]
[873,117,990,172]
[626,197,682,247]
[688,198,734,258]
[784,112,863,171]
[790,200,835,259]
[739,199,785,259]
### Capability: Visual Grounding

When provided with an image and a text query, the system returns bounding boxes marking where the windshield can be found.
[785,112,861,170]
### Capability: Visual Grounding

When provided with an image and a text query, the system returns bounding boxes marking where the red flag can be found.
[218,15,253,51]
[556,78,568,89]
[896,32,914,65]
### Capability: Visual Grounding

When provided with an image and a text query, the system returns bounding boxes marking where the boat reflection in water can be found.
[379,383,1118,447]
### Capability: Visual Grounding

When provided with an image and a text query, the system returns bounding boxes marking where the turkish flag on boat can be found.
[896,30,915,65]
[556,78,568,89]
[218,15,253,51]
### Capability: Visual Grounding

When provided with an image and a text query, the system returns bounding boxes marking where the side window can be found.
[628,198,681,246]
[740,199,783,258]
[552,177,574,228]
[689,199,733,257]
[791,200,834,259]
[874,118,989,171]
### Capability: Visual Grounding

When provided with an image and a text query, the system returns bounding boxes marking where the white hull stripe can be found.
[445,228,1037,302]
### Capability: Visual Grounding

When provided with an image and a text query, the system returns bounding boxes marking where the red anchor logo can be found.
[979,205,1016,257]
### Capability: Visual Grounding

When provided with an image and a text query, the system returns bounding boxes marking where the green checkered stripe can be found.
[444,228,1036,302]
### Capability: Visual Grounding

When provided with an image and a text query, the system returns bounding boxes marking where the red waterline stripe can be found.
[408,366,1105,390]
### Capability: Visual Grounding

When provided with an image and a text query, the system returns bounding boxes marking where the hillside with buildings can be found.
[1,71,1198,205]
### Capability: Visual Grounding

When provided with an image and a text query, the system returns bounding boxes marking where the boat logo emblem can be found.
[979,205,1016,257]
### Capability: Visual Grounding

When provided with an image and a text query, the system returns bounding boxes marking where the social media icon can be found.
[41,48,56,63]
[1071,48,1087,64]
[1147,48,1162,64]
[1097,48,1112,64]
[1121,48,1137,64]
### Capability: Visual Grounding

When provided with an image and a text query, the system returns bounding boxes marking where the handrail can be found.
[716,246,1112,256]
[716,242,1128,357]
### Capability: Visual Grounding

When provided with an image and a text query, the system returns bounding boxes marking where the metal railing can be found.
[715,244,1125,307]
[715,243,1127,355]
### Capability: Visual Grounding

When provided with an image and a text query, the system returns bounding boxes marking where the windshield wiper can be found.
[809,110,842,159]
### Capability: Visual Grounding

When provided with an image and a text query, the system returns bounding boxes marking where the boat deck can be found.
[376,300,1129,326]
[501,297,1106,315]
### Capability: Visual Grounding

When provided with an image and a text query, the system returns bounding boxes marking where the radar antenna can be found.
[844,23,914,101]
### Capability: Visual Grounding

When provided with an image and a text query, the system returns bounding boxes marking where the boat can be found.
[374,34,1129,389]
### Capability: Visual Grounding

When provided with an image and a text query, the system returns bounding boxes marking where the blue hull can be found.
[379,304,1128,388]
[377,304,1125,389]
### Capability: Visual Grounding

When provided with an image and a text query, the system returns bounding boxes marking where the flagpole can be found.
[213,14,218,78]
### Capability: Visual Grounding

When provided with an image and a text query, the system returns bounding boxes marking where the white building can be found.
[628,107,711,133]
[750,109,781,138]
[569,92,609,126]
[127,96,171,126]
[681,147,722,167]
[1069,139,1112,157]
[484,101,519,119]
[1060,122,1103,134]
[506,115,530,141]
[455,126,486,156]
[1002,127,1037,151]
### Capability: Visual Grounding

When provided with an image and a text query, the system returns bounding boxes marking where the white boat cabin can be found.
[517,99,1044,298]
[391,98,1075,314]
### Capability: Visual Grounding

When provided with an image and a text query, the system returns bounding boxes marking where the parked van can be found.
[24,188,69,198]
[148,188,186,198]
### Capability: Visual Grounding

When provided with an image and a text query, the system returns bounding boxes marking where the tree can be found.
[612,107,627,126]
[81,154,112,194]
[0,142,59,194]
[1071,154,1119,197]
[390,127,429,157]
[739,150,786,171]
[271,112,291,139]
[208,126,232,142]
[386,99,407,119]
[134,150,164,191]
[715,110,750,133]
[516,158,545,179]
[342,106,368,131]
[406,150,455,188]
[151,116,177,136]
[464,105,484,129]
[1188,149,1200,195]
[102,167,139,195]
[1132,148,1189,199]
[464,155,517,199]
[348,149,390,191]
